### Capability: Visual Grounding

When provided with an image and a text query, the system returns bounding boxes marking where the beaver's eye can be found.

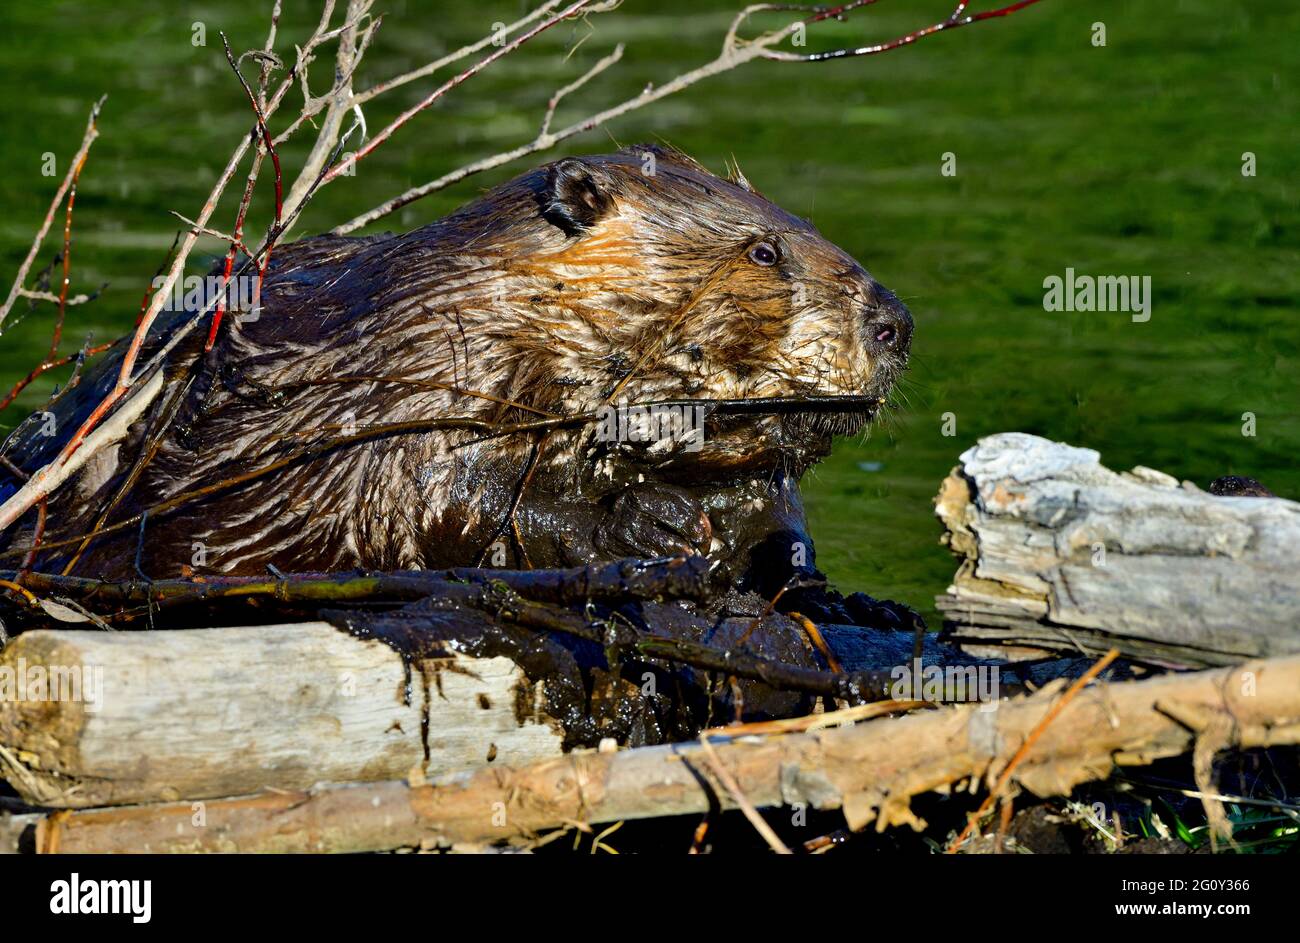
[748,241,778,266]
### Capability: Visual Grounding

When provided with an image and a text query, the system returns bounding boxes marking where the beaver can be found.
[0,145,912,598]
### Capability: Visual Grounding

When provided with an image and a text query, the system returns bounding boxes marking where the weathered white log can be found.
[0,619,986,811]
[936,433,1300,666]
[0,622,565,808]
[28,652,1300,853]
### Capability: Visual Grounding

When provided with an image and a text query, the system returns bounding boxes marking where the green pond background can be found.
[0,1,1295,624]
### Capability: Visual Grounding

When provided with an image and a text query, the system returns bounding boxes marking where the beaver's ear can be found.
[542,158,614,236]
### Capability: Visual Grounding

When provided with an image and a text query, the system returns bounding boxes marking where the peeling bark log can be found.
[0,617,996,810]
[27,653,1300,853]
[0,622,567,808]
[935,433,1300,667]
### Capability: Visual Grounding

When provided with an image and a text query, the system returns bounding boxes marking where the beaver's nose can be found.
[864,285,912,356]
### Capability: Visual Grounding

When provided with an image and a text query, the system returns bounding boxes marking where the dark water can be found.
[0,1,1295,623]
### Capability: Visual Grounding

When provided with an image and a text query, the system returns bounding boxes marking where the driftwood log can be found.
[23,652,1300,853]
[0,622,567,808]
[936,433,1300,667]
[0,617,984,810]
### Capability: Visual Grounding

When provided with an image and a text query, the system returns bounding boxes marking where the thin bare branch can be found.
[353,0,564,106]
[540,42,624,138]
[763,0,1046,61]
[279,0,379,225]
[319,0,599,188]
[16,289,102,308]
[0,96,105,332]
[334,0,1046,234]
[332,8,807,233]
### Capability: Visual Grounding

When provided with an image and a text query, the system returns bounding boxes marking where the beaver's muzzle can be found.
[863,282,913,360]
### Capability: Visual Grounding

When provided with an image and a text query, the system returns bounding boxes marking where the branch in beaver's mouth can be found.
[651,393,887,418]
[589,392,892,482]
[652,392,889,441]
[780,407,877,440]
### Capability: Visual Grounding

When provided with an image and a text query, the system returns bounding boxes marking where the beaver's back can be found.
[0,165,590,576]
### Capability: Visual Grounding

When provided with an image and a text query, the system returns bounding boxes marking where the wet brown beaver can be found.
[1,145,912,599]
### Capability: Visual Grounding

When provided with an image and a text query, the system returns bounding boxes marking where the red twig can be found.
[50,144,89,360]
[0,99,106,416]
[0,340,118,414]
[770,0,1046,61]
[18,498,47,575]
[207,32,284,351]
[0,145,115,415]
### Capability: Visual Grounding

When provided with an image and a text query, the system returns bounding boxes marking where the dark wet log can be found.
[0,555,713,627]
[635,635,898,702]
[935,433,1300,667]
[28,653,1300,853]
[445,555,713,605]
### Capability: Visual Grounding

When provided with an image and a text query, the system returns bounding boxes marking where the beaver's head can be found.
[507,145,910,473]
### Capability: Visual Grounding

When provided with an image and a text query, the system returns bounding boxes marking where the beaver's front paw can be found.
[1209,475,1275,497]
[780,583,926,633]
[594,484,713,559]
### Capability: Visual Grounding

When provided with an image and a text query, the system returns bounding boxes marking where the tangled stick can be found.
[203,31,286,351]
[945,648,1119,853]
[0,5,384,530]
[0,556,917,709]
